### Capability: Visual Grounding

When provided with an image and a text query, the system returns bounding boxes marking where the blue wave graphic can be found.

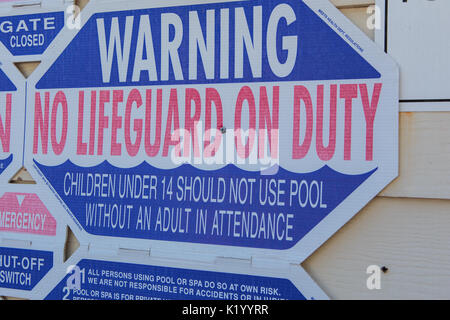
[0,154,13,175]
[35,160,376,250]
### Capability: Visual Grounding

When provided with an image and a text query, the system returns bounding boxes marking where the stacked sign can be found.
[0,0,71,299]
[0,50,67,301]
[0,184,66,299]
[0,58,23,183]
[1,0,401,300]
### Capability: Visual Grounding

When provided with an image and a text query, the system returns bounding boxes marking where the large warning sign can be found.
[24,0,398,262]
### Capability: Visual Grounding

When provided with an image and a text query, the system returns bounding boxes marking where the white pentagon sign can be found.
[24,0,398,266]
[36,246,329,300]
[0,184,67,299]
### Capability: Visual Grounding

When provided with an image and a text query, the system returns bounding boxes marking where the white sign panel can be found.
[376,0,449,110]
[24,0,398,264]
[0,184,66,299]
[37,246,328,300]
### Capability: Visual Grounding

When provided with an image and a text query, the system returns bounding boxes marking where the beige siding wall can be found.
[5,0,450,300]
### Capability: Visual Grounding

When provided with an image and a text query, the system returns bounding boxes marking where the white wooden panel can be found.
[384,0,450,103]
[381,112,450,199]
[304,197,450,299]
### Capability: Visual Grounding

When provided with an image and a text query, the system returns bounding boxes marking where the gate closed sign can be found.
[24,0,398,264]
[0,0,74,62]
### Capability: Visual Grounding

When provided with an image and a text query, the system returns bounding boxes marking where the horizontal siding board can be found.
[304,197,450,299]
[341,7,373,38]
[381,112,450,199]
